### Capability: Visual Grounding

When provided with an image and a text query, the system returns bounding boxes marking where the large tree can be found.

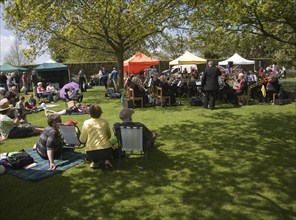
[4,0,188,87]
[187,0,296,64]
[189,0,296,46]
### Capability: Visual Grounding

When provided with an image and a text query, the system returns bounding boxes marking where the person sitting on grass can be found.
[113,108,157,152]
[15,95,32,124]
[35,113,64,170]
[79,104,114,169]
[0,98,43,141]
[67,86,83,103]
[36,82,53,102]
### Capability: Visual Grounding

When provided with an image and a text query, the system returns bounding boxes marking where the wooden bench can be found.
[127,87,143,108]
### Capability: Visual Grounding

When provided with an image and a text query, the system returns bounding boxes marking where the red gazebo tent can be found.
[124,52,160,74]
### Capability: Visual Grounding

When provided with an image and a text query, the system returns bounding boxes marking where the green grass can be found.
[0,86,296,220]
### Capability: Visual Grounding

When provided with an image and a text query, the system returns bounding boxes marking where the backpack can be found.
[7,149,34,169]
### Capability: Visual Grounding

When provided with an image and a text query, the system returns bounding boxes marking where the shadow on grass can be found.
[0,107,295,219]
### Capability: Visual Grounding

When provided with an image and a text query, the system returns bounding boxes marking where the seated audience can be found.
[67,86,83,103]
[0,99,43,141]
[35,113,63,170]
[15,96,32,123]
[4,85,19,106]
[37,82,53,102]
[113,108,157,152]
[46,82,58,100]
[79,104,113,169]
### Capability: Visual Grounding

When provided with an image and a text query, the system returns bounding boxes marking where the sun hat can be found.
[0,99,12,112]
[119,108,134,121]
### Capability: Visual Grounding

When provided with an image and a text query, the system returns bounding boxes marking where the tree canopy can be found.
[3,0,296,77]
[4,0,188,87]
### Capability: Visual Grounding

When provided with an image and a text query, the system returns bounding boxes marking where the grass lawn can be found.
[0,84,295,220]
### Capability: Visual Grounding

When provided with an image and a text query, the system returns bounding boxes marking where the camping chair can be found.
[117,126,148,163]
[58,124,85,159]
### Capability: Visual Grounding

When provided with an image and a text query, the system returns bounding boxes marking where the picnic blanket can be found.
[6,149,86,181]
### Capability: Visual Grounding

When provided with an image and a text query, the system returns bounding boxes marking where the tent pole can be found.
[68,69,70,82]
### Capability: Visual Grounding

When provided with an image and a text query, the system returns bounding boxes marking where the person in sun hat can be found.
[0,98,43,141]
[113,108,157,152]
[79,104,114,169]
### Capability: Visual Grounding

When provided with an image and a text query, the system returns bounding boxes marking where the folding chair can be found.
[58,124,85,159]
[117,126,148,163]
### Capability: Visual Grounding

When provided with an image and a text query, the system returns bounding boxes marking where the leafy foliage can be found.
[4,0,188,87]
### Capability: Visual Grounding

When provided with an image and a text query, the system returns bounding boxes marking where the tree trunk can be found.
[115,50,124,89]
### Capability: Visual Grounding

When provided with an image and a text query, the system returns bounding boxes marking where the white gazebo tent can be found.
[218,53,255,66]
[169,51,207,65]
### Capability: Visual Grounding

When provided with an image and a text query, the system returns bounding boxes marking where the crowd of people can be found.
[0,62,294,171]
[119,62,293,109]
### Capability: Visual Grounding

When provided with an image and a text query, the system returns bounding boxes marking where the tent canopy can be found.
[33,60,69,88]
[169,51,207,65]
[0,63,29,73]
[33,60,68,71]
[218,53,255,65]
[124,52,160,74]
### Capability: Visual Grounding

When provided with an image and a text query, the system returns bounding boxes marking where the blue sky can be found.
[0,6,50,65]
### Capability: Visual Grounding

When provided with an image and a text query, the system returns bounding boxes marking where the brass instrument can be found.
[249,78,268,89]
[226,79,239,88]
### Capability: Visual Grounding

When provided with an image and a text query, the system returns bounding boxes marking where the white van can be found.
[171,65,197,74]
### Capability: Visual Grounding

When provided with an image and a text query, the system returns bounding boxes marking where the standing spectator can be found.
[201,61,221,110]
[101,68,108,89]
[258,67,264,79]
[110,67,118,91]
[7,72,18,91]
[21,72,28,95]
[79,104,114,169]
[281,66,287,79]
[0,72,8,92]
[30,70,39,96]
[78,69,87,92]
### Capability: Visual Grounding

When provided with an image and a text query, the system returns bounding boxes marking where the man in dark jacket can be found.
[113,108,157,152]
[201,61,221,110]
